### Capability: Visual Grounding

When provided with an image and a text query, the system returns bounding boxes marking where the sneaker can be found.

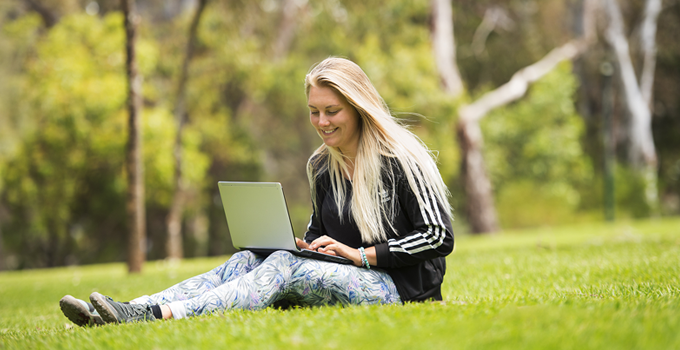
[89,292,156,324]
[60,295,105,327]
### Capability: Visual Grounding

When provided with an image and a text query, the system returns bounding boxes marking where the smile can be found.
[322,128,338,134]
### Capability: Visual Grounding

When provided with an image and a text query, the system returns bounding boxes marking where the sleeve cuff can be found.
[374,242,390,268]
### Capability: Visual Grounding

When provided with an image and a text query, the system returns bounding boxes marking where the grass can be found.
[1,218,679,349]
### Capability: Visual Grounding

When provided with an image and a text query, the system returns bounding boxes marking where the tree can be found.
[602,0,660,211]
[431,0,590,233]
[166,0,209,261]
[430,0,497,233]
[122,0,146,273]
[23,0,58,28]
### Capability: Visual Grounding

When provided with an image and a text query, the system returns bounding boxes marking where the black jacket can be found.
[304,156,455,302]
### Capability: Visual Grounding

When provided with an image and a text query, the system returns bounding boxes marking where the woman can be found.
[59,57,454,326]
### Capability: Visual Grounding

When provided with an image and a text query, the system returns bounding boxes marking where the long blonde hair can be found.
[305,57,452,244]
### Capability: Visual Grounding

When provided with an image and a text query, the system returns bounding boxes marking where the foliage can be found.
[578,165,655,220]
[1,218,679,349]
[0,13,42,193]
[1,0,679,269]
[1,13,130,268]
[0,13,210,267]
[481,62,593,228]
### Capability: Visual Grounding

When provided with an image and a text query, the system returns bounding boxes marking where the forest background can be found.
[0,0,678,271]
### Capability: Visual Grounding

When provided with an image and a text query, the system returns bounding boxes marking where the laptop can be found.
[217,181,353,265]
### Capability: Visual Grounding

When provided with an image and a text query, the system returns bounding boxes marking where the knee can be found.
[267,250,295,261]
[293,260,322,279]
[212,250,258,276]
[232,250,257,261]
[260,251,299,275]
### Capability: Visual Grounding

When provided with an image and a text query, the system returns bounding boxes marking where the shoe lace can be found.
[122,304,150,318]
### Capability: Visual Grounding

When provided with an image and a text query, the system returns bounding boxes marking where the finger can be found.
[318,246,338,256]
[310,236,336,250]
[322,243,347,255]
[295,238,310,250]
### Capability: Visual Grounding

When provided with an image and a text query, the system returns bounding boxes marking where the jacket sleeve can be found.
[303,211,322,244]
[374,171,455,268]
[303,164,327,244]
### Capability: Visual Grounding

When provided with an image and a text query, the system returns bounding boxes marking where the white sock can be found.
[167,301,187,319]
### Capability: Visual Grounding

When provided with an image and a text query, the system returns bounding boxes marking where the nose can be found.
[318,113,331,127]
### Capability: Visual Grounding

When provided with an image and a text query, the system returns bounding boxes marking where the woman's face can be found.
[308,85,361,158]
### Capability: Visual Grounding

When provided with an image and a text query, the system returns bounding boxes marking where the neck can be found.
[339,146,357,161]
[343,156,355,180]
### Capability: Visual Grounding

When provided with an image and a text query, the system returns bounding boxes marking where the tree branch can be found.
[459,40,585,124]
[471,6,514,57]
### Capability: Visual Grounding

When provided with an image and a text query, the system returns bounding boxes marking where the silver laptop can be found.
[217,181,352,264]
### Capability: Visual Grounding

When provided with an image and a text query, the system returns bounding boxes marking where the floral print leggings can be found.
[130,250,401,318]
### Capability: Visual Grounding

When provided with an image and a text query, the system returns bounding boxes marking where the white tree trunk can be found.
[431,0,464,97]
[272,0,301,61]
[582,0,598,44]
[603,0,657,169]
[603,0,659,212]
[638,0,662,107]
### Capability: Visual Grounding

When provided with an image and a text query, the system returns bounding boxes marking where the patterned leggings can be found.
[130,250,401,318]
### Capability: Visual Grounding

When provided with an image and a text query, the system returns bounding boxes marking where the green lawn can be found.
[1,218,679,349]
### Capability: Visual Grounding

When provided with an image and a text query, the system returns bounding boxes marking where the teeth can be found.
[323,128,337,134]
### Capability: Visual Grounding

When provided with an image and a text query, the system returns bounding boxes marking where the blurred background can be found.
[0,0,678,271]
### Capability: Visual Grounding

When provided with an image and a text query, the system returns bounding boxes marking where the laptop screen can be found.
[218,181,299,252]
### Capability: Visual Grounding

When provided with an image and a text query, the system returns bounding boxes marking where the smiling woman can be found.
[308,85,361,161]
[59,57,454,326]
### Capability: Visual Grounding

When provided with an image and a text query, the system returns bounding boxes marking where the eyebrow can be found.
[308,104,342,109]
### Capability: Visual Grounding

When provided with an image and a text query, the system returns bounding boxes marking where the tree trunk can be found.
[603,0,659,211]
[122,0,146,273]
[603,0,657,169]
[272,0,300,62]
[0,216,5,270]
[456,121,499,233]
[638,0,662,108]
[430,0,464,97]
[23,0,58,28]
[166,0,209,261]
[571,0,598,121]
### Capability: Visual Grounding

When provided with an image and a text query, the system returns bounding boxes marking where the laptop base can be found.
[243,248,353,265]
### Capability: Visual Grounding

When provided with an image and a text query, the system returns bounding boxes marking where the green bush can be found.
[482,62,593,229]
[496,180,579,228]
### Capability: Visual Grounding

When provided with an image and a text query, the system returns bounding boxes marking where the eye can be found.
[327,110,339,115]
[310,110,320,116]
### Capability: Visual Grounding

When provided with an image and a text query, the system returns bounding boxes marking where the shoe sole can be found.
[90,292,121,324]
[60,295,104,327]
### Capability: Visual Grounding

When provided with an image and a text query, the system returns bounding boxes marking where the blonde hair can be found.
[305,57,452,244]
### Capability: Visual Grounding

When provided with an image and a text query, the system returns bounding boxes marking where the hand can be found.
[295,237,311,250]
[309,235,363,267]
